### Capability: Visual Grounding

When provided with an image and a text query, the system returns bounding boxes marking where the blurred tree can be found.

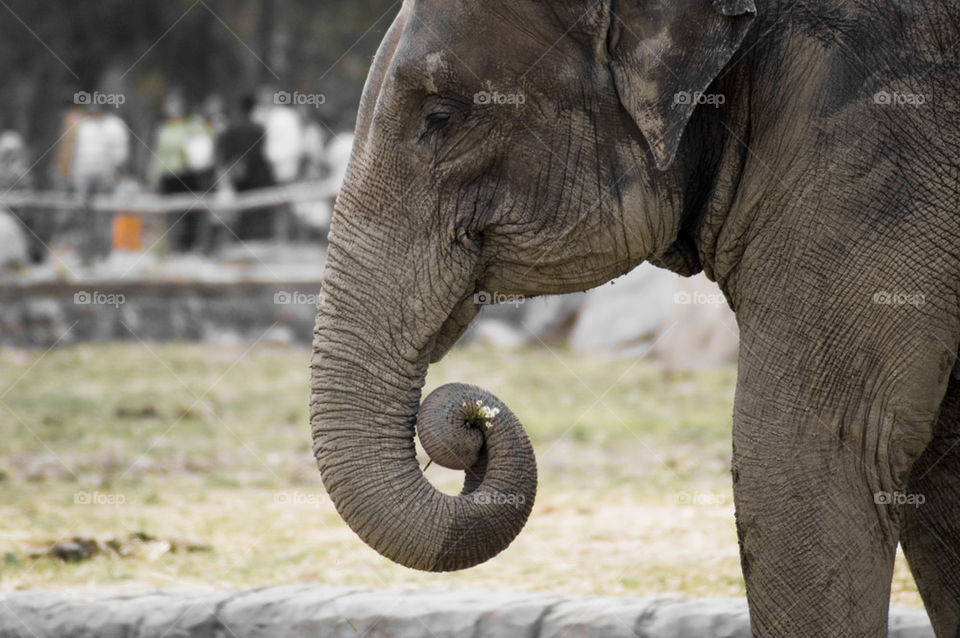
[0,0,399,186]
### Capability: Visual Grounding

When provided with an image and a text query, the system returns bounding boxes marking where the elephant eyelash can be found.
[419,112,453,147]
[425,112,451,130]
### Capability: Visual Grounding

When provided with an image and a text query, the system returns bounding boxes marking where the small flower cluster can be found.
[462,399,501,429]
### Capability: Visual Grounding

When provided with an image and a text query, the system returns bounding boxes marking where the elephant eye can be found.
[419,111,454,147]
[419,97,468,148]
[424,112,451,132]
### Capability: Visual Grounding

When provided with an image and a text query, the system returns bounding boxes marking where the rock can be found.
[519,294,585,341]
[104,537,135,557]
[890,608,938,638]
[570,263,680,354]
[25,533,214,566]
[48,537,100,563]
[0,279,323,348]
[22,299,71,347]
[470,319,528,349]
[650,272,739,372]
[168,536,213,553]
[260,324,297,344]
[0,207,28,270]
[0,588,934,638]
[569,264,739,370]
[141,540,172,562]
[541,597,677,638]
[638,598,752,638]
[466,294,586,349]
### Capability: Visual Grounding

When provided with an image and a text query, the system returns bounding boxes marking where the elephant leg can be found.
[730,326,947,636]
[733,420,900,637]
[901,374,960,636]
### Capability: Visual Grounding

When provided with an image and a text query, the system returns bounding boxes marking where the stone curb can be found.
[0,587,934,637]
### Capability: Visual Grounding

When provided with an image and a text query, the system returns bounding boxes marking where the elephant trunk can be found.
[310,231,537,572]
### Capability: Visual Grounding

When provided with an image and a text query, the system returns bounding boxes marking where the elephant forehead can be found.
[390,45,457,94]
[395,0,583,85]
[424,52,446,94]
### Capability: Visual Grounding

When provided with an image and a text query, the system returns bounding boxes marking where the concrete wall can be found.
[0,279,323,347]
[0,587,934,638]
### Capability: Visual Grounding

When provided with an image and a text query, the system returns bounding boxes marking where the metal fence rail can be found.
[0,180,340,215]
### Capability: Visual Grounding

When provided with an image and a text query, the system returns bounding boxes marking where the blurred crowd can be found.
[0,87,353,267]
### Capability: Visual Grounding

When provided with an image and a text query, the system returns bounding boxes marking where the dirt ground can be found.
[0,343,923,608]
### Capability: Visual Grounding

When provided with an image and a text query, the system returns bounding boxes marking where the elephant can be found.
[310,0,960,635]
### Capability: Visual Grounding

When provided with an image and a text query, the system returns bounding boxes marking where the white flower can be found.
[462,400,501,428]
[479,405,500,424]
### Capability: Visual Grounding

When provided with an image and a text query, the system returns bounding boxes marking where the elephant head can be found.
[311,0,756,571]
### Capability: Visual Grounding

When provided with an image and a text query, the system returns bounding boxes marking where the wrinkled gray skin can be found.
[311,0,960,635]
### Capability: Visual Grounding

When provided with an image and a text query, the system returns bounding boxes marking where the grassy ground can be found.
[0,343,922,607]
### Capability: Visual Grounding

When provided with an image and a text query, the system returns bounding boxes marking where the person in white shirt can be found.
[71,103,130,265]
[71,106,129,197]
[254,86,305,184]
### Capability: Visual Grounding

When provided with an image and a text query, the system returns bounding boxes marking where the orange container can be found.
[112,214,143,251]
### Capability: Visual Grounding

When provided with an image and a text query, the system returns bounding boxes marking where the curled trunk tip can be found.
[313,379,537,572]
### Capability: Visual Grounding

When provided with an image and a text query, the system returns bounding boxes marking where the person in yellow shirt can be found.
[151,90,215,253]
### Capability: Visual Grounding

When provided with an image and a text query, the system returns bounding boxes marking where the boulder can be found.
[650,272,739,373]
[469,294,586,348]
[570,263,679,355]
[568,264,738,369]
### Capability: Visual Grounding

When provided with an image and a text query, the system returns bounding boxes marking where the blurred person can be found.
[0,129,43,265]
[218,95,275,241]
[202,94,228,138]
[54,100,86,189]
[252,86,308,241]
[151,90,216,253]
[286,131,354,245]
[0,130,32,190]
[184,103,216,191]
[324,132,355,190]
[72,103,129,196]
[71,102,130,265]
[299,109,327,181]
[291,111,328,242]
[254,85,304,184]
[28,99,88,264]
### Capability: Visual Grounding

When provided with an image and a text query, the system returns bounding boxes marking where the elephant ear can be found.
[608,0,756,170]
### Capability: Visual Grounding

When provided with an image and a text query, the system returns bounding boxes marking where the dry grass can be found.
[0,343,922,608]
